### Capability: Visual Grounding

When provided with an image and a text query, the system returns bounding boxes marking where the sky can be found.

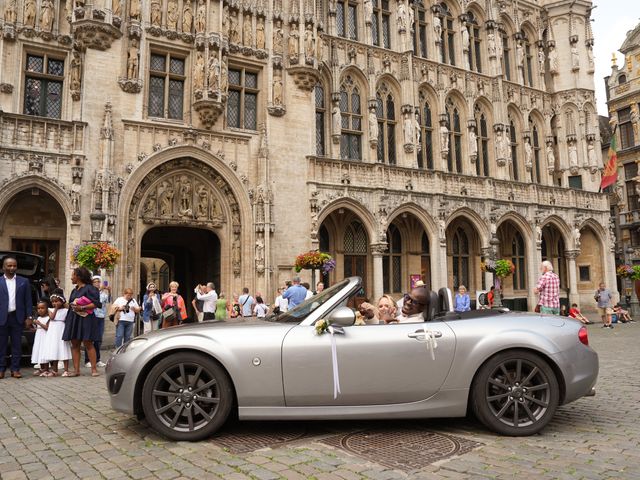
[591,0,640,115]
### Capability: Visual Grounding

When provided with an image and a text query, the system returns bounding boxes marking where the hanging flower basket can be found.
[618,264,640,281]
[481,259,515,279]
[294,251,336,274]
[71,242,121,272]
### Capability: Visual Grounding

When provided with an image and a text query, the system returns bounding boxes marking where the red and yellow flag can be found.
[600,130,618,190]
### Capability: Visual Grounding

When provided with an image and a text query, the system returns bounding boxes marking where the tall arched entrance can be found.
[542,223,568,307]
[140,226,221,310]
[496,219,529,311]
[446,216,482,296]
[0,187,67,279]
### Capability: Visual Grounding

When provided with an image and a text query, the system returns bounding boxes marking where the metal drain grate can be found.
[210,422,316,454]
[321,427,482,472]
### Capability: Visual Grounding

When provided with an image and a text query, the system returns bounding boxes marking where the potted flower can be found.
[617,264,634,278]
[71,242,121,272]
[494,259,516,279]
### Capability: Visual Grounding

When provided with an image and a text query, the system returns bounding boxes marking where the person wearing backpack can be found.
[238,287,255,318]
[111,288,141,348]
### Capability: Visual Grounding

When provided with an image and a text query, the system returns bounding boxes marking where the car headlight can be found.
[118,337,148,354]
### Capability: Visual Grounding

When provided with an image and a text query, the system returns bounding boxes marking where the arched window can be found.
[501,28,512,81]
[440,3,456,66]
[509,117,519,181]
[383,224,402,293]
[451,227,469,290]
[336,0,358,40]
[340,76,362,160]
[376,82,397,164]
[522,31,534,86]
[315,84,326,156]
[530,118,542,183]
[511,231,526,290]
[446,100,463,173]
[474,105,489,176]
[412,1,428,58]
[372,0,391,48]
[417,91,434,169]
[344,220,368,292]
[467,12,482,73]
[619,74,626,85]
[421,231,430,289]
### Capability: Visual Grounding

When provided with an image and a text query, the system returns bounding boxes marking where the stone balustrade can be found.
[0,111,86,156]
[619,209,640,227]
[307,156,609,212]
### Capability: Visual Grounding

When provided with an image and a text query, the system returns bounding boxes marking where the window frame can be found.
[530,120,542,184]
[511,231,526,291]
[500,28,512,81]
[226,65,260,131]
[413,3,428,58]
[375,82,397,165]
[417,91,434,169]
[466,12,482,73]
[509,117,519,181]
[383,224,403,294]
[336,0,358,41]
[147,50,187,121]
[474,105,490,177]
[372,0,391,49]
[619,107,635,150]
[23,52,65,119]
[339,76,363,161]
[440,3,456,66]
[446,100,463,173]
[315,84,327,156]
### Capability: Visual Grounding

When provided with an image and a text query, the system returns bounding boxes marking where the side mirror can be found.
[327,306,356,327]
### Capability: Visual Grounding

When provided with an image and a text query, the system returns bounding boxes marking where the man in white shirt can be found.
[274,288,288,314]
[195,282,218,321]
[112,288,142,348]
[397,285,431,323]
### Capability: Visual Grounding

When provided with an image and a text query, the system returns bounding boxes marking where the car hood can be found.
[140,318,290,339]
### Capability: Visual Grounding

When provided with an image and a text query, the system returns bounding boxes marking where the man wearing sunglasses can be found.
[398,286,431,323]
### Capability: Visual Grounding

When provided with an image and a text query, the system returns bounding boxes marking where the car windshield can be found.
[267,279,351,323]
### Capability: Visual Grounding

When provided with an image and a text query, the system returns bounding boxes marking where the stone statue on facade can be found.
[182,0,193,32]
[587,138,598,171]
[468,127,478,160]
[524,137,533,170]
[587,45,595,71]
[273,70,283,106]
[243,13,253,47]
[548,45,558,74]
[288,27,299,63]
[332,104,341,137]
[208,54,219,91]
[571,43,580,70]
[178,178,193,216]
[487,31,496,57]
[256,17,265,50]
[273,20,284,55]
[413,110,420,147]
[461,24,469,51]
[195,185,209,219]
[546,142,556,173]
[397,0,408,32]
[129,0,141,20]
[4,0,17,24]
[568,142,578,172]
[630,104,640,139]
[220,57,228,94]
[70,51,82,92]
[403,112,413,147]
[440,122,449,153]
[369,110,378,143]
[194,52,205,90]
[127,39,139,79]
[143,192,157,216]
[304,24,315,64]
[364,0,373,22]
[112,0,122,18]
[167,0,179,30]
[150,0,162,27]
[195,0,206,33]
[40,0,54,32]
[229,11,240,43]
[538,48,545,70]
[433,15,441,40]
[572,227,581,249]
[24,0,36,28]
[159,182,175,216]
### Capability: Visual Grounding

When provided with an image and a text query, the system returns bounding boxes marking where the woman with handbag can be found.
[161,281,187,328]
[142,283,162,333]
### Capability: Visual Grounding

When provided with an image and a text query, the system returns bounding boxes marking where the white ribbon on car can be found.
[327,325,344,399]
[418,326,438,361]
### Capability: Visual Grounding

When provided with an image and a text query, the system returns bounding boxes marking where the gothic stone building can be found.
[0,0,614,310]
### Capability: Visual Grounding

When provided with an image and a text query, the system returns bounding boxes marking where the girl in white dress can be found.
[31,301,51,376]
[42,293,72,376]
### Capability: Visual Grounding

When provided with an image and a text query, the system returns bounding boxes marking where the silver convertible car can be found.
[106,277,598,441]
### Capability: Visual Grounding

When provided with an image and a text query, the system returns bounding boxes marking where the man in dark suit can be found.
[0,256,33,378]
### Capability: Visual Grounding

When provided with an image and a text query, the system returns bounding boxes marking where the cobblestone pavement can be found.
[1,318,638,480]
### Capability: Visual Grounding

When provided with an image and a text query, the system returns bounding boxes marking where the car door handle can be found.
[408,330,442,339]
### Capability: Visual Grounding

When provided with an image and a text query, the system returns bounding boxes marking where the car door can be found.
[281,320,456,406]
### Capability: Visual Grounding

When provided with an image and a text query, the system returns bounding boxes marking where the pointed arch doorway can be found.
[140,226,221,317]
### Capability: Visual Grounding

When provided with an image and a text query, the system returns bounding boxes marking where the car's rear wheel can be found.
[141,352,233,441]
[471,350,559,436]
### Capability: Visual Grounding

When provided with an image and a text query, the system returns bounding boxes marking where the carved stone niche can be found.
[73,19,123,50]
[193,99,225,128]
[0,83,14,94]
[267,104,286,116]
[3,24,16,40]
[287,65,320,91]
[118,78,143,93]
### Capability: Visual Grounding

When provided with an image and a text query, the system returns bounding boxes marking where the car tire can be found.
[471,349,559,436]
[141,352,233,441]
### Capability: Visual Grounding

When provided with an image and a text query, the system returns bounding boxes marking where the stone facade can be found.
[605,22,640,307]
[0,0,614,310]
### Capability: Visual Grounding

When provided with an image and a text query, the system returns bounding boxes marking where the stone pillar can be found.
[528,239,542,311]
[565,250,580,306]
[371,243,386,301]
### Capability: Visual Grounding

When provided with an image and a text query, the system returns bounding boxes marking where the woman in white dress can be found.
[42,293,72,376]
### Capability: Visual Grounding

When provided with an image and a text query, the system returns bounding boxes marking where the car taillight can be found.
[578,326,589,346]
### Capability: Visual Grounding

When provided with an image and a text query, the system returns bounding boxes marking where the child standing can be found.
[254,296,268,318]
[31,301,50,376]
[42,293,72,376]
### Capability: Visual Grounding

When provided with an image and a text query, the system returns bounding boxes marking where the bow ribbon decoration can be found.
[421,327,438,361]
[327,324,344,399]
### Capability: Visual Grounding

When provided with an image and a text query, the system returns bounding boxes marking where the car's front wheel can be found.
[471,350,559,436]
[141,352,233,441]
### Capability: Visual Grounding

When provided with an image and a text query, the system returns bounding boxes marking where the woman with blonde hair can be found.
[161,281,187,327]
[377,294,398,324]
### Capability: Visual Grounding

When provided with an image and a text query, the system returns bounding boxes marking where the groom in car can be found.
[397,285,431,323]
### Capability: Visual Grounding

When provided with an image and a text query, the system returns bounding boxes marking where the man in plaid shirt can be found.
[534,260,560,315]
